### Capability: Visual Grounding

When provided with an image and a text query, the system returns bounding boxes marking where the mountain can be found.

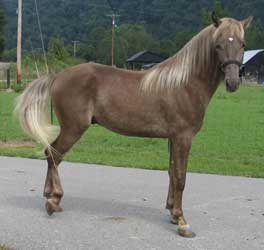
[2,0,264,50]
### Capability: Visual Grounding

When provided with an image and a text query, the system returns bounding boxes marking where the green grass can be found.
[1,84,264,178]
[0,56,85,90]
[0,245,15,250]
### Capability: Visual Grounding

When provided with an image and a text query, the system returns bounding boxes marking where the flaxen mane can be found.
[141,25,216,92]
[141,18,245,92]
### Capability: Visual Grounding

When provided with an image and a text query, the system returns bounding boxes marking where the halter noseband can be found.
[221,60,242,69]
[221,60,244,77]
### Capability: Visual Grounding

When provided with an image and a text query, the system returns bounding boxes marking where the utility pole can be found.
[72,40,79,57]
[17,0,22,84]
[107,14,120,66]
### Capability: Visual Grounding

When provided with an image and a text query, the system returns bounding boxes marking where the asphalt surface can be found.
[0,156,263,250]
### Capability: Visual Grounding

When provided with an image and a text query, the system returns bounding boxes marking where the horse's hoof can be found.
[45,199,63,216]
[178,225,196,238]
[45,201,54,216]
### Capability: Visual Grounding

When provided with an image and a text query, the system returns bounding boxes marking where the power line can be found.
[34,0,52,123]
[34,0,49,74]
[29,39,40,77]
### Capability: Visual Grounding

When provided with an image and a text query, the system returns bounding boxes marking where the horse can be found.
[15,13,253,238]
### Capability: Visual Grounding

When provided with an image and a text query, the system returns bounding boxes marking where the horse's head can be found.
[212,13,253,92]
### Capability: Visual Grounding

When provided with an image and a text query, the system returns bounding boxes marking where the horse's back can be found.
[53,62,143,89]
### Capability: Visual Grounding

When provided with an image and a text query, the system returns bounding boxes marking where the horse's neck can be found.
[207,56,223,96]
[141,25,222,102]
[179,25,222,94]
[200,64,222,109]
[177,47,222,106]
[188,32,222,100]
[203,57,222,90]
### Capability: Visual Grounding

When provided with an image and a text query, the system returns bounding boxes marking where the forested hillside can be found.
[2,0,264,66]
[3,0,264,48]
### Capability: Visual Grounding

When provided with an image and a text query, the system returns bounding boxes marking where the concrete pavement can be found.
[0,156,263,250]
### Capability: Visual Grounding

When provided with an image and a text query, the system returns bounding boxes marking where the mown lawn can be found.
[1,84,264,178]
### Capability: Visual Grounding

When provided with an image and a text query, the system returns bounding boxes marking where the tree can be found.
[2,0,264,50]
[0,0,5,59]
[159,39,175,57]
[79,24,160,67]
[172,30,195,53]
[159,30,195,57]
[79,27,111,64]
[245,20,264,49]
[201,0,230,27]
[47,37,70,61]
[116,24,160,58]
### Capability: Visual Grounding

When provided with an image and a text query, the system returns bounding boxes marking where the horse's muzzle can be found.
[225,78,241,92]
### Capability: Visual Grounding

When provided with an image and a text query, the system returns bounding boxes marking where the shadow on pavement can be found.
[6,195,178,235]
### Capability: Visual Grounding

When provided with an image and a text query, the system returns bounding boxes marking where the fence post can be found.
[7,68,10,88]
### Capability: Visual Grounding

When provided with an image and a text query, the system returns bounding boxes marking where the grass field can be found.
[1,84,264,178]
[0,245,15,250]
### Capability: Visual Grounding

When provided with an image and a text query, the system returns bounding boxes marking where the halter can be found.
[221,60,242,69]
[221,60,244,77]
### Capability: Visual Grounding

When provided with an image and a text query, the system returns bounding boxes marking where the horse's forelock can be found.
[214,18,245,40]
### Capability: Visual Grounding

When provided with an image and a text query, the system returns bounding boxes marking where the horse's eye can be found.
[242,42,246,48]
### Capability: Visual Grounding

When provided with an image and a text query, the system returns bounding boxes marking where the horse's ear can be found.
[241,16,254,29]
[212,11,221,28]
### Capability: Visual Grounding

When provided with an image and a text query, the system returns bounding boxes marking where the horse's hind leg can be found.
[43,163,52,198]
[44,126,88,215]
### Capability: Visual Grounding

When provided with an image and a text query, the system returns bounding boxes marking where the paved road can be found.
[0,156,263,250]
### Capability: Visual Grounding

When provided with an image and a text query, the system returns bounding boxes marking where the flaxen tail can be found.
[15,75,59,152]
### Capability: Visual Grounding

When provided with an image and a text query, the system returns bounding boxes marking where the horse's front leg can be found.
[169,135,195,238]
[166,140,174,211]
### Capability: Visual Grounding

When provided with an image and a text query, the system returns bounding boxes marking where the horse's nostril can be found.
[226,79,241,85]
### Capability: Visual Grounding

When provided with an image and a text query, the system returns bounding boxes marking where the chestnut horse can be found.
[16,14,253,237]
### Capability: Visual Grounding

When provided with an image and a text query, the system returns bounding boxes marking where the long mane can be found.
[141,25,216,92]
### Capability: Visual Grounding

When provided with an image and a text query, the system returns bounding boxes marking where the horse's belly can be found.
[93,110,168,138]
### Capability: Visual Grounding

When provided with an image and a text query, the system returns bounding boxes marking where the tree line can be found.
[0,0,264,68]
